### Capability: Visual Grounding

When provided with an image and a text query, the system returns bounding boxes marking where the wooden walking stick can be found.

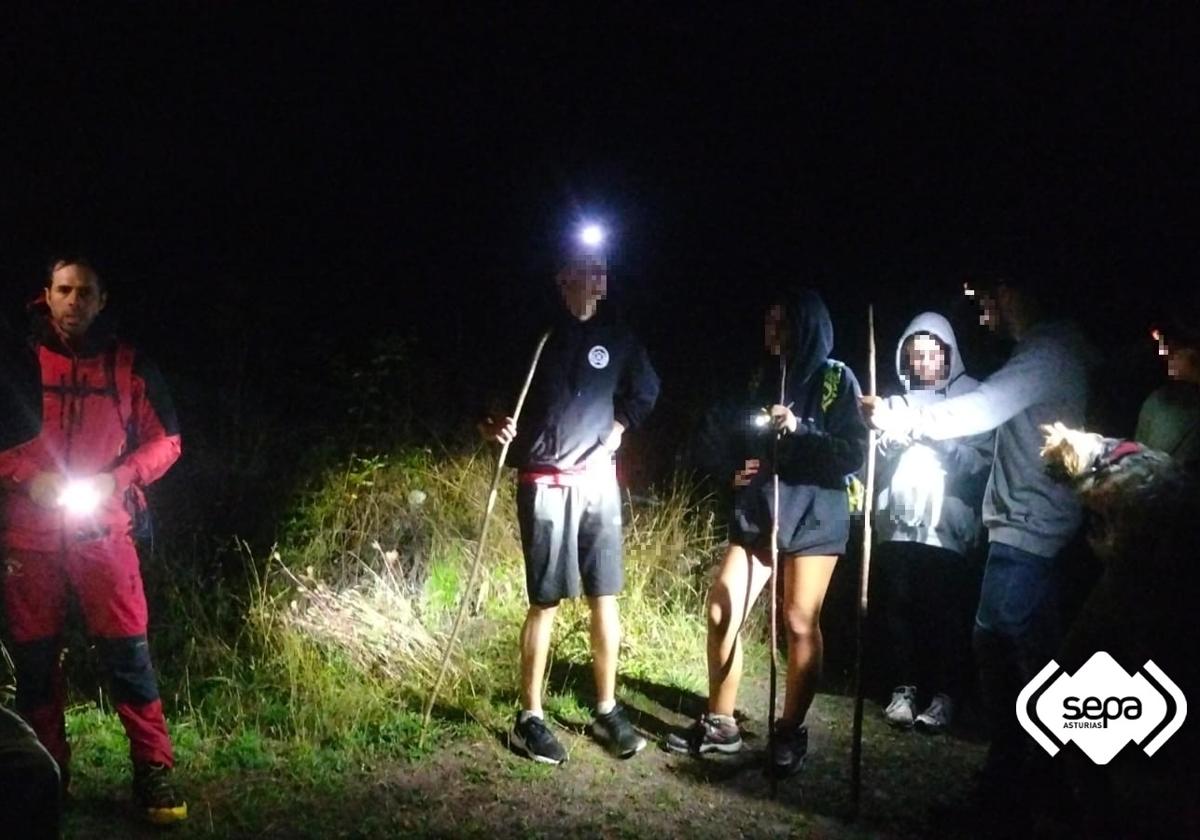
[767,355,786,796]
[850,305,878,815]
[420,330,551,744]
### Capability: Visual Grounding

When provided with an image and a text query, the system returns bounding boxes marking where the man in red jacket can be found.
[0,257,186,824]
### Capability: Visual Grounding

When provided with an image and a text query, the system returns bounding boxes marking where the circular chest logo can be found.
[587,345,610,369]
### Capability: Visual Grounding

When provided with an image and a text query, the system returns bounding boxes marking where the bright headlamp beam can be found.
[58,478,101,516]
[579,224,605,248]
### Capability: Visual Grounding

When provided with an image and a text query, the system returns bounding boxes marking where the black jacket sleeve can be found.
[614,338,660,431]
[777,364,868,484]
[0,316,41,452]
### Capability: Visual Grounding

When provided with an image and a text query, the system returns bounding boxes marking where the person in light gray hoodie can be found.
[863,274,1093,790]
[874,312,993,734]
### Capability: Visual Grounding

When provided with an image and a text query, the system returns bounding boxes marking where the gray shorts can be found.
[516,472,624,605]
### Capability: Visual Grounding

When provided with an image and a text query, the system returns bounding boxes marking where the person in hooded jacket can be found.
[667,288,867,778]
[873,313,992,733]
[0,258,186,824]
[863,272,1094,808]
[480,243,660,766]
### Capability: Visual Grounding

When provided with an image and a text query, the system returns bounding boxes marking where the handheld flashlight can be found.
[752,403,795,432]
[58,478,102,516]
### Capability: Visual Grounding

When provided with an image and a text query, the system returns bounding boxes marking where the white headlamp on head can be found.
[58,478,102,516]
[579,223,605,249]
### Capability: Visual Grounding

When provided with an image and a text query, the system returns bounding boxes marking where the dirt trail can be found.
[64,684,988,839]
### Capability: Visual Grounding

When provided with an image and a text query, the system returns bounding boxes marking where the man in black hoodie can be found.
[480,242,660,765]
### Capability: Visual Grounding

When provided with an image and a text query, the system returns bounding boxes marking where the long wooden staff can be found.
[850,305,877,815]
[420,330,551,743]
[767,355,786,795]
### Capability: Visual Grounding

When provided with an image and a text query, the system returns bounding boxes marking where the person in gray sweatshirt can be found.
[862,274,1093,788]
[874,312,993,734]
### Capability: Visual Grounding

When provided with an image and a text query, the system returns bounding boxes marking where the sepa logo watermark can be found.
[1017,651,1187,765]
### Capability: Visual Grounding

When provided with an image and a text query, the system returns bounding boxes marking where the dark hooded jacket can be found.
[729,289,868,555]
[505,303,660,473]
[0,311,41,452]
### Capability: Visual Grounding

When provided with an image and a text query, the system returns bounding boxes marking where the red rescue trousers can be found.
[2,535,174,770]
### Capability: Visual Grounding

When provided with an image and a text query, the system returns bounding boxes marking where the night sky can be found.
[4,6,1198,462]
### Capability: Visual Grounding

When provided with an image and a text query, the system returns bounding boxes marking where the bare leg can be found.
[780,554,838,724]
[588,595,620,706]
[520,603,558,713]
[707,544,774,717]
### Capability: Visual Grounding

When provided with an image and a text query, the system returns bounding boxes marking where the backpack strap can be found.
[105,342,136,442]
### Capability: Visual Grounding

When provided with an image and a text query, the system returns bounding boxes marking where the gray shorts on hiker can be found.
[516,470,624,605]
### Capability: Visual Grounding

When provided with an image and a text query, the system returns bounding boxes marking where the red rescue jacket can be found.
[0,313,181,550]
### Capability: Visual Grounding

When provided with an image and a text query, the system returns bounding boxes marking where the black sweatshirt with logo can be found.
[506,306,660,473]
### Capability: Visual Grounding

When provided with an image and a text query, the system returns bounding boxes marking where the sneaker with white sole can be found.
[511,712,567,765]
[884,685,917,728]
[665,713,743,755]
[915,693,954,733]
[591,704,647,758]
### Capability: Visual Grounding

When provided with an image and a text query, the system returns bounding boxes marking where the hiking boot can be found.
[915,693,954,734]
[511,712,567,765]
[132,762,188,825]
[769,720,808,778]
[884,685,917,728]
[591,704,647,759]
[665,713,743,755]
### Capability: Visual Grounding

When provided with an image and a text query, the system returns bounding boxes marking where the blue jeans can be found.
[973,541,1060,772]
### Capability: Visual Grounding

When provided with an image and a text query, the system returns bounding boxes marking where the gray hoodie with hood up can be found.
[909,318,1092,558]
[876,313,993,556]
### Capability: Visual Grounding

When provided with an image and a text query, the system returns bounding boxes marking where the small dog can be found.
[1040,422,1192,561]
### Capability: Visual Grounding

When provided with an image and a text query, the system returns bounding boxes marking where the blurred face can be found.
[905,333,949,386]
[557,256,607,319]
[45,262,106,339]
[1167,345,1200,383]
[764,303,787,356]
[975,284,1021,338]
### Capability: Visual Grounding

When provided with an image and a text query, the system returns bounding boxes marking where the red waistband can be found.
[519,461,613,487]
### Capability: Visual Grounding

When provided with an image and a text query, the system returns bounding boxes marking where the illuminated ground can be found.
[62,685,988,839]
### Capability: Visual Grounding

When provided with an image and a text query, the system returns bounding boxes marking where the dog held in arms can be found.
[1040,422,1199,836]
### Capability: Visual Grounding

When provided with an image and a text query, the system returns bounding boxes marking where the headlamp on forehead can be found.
[578,223,605,250]
[1151,329,1168,357]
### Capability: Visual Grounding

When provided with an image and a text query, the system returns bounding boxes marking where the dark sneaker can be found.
[769,721,808,778]
[591,704,647,759]
[665,713,743,755]
[511,712,567,765]
[132,762,188,825]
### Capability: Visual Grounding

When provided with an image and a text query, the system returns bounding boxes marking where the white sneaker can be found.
[915,693,954,733]
[884,685,917,728]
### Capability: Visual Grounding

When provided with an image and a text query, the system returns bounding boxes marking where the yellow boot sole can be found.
[144,802,188,825]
